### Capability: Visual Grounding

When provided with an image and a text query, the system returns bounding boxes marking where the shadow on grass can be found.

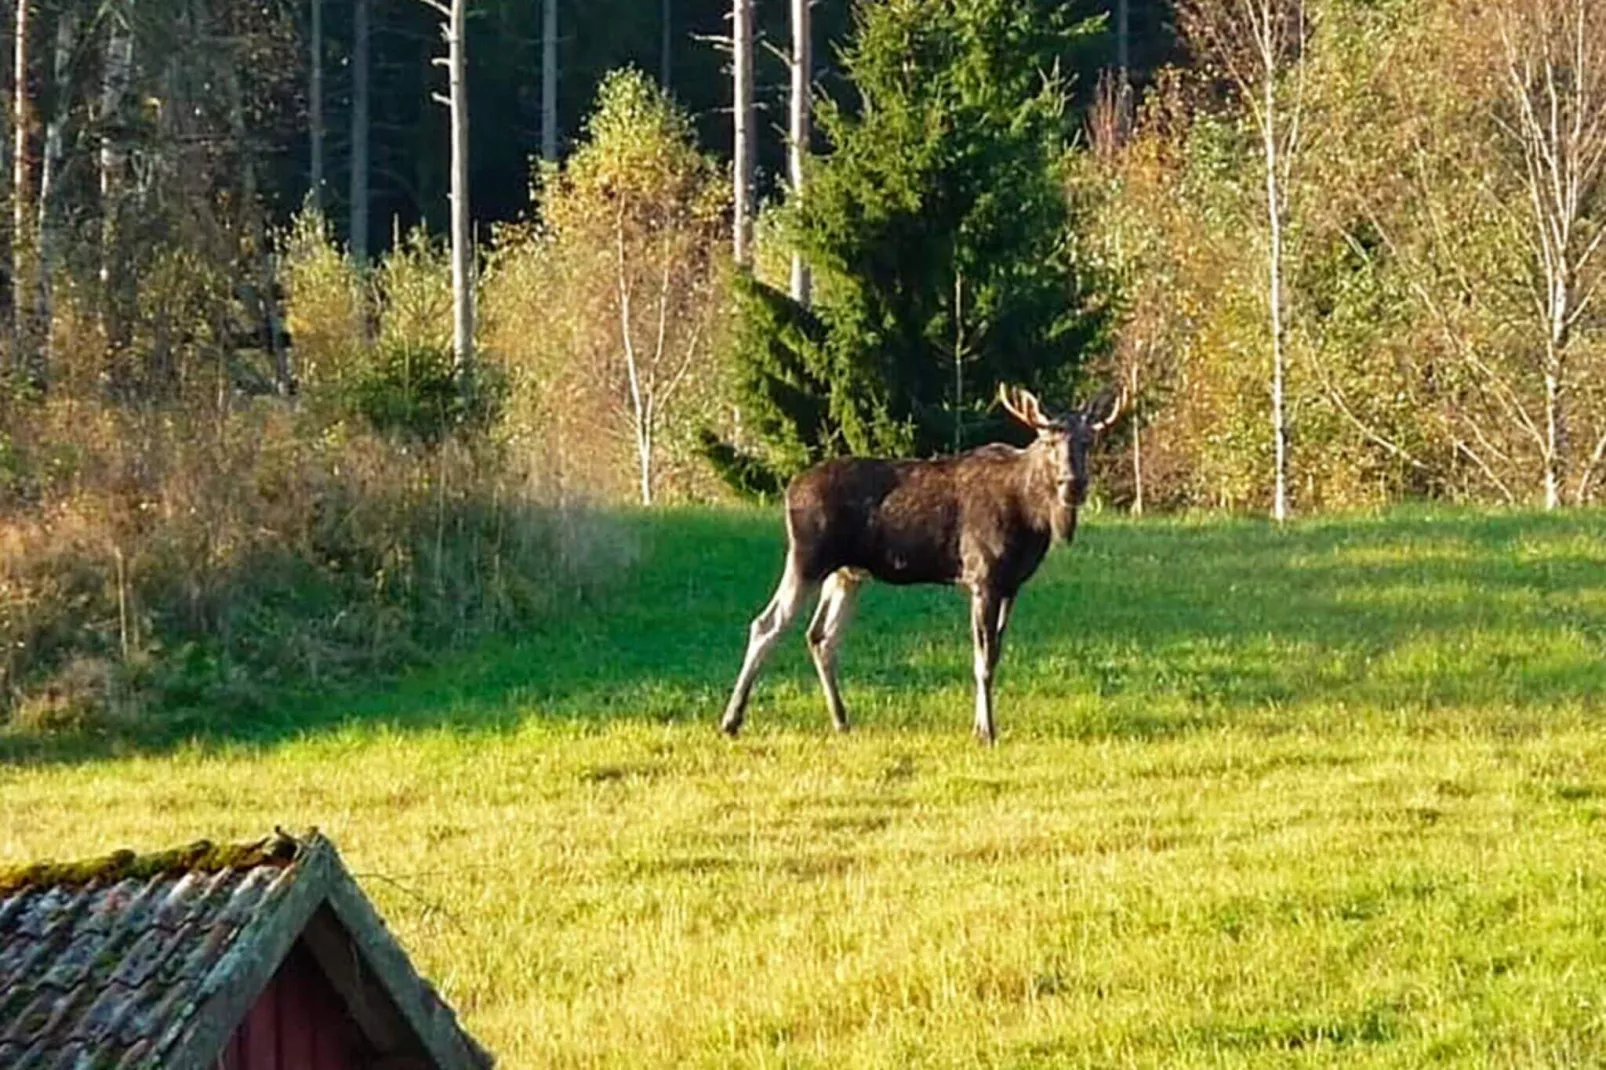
[5,505,1604,765]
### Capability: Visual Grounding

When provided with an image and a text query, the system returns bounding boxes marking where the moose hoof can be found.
[973,726,997,747]
[719,713,744,737]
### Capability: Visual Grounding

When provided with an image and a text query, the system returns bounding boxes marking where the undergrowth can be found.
[0,397,630,736]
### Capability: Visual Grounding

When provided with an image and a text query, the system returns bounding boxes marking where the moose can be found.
[721,384,1126,744]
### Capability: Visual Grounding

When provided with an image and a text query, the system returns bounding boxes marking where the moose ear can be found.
[1088,383,1131,434]
[997,385,1050,430]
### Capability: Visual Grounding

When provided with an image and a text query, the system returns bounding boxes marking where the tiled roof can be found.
[0,832,491,1070]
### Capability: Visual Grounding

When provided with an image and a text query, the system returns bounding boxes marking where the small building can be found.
[0,830,492,1070]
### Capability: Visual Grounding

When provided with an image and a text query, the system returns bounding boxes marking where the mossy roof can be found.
[0,831,492,1070]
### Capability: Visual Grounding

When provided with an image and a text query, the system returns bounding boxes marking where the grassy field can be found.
[2,506,1605,1067]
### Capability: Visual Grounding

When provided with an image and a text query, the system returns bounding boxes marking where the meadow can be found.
[2,506,1604,1067]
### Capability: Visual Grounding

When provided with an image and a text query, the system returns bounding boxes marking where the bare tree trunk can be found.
[446,0,473,397]
[732,0,754,266]
[421,0,473,396]
[1117,0,1130,76]
[1544,314,1565,510]
[661,0,671,91]
[1116,0,1132,132]
[12,0,32,375]
[33,4,75,386]
[951,264,965,450]
[349,0,370,261]
[541,0,556,162]
[309,0,325,211]
[98,0,133,361]
[223,17,290,395]
[615,210,652,505]
[0,3,9,372]
[788,0,811,303]
[1263,64,1289,523]
[1130,362,1144,515]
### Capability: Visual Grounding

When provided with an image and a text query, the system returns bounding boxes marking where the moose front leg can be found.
[969,587,1006,745]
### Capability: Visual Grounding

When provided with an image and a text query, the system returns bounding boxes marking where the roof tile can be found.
[0,832,491,1070]
[39,930,103,991]
[0,839,302,1068]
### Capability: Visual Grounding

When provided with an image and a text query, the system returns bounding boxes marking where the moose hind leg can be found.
[721,558,815,736]
[970,588,1005,745]
[806,569,862,732]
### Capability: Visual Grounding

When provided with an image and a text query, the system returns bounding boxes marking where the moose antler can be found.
[997,384,1050,429]
[1088,382,1131,433]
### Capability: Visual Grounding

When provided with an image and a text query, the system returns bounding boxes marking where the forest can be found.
[0,0,1601,727]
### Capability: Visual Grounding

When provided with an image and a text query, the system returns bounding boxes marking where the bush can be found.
[0,398,631,737]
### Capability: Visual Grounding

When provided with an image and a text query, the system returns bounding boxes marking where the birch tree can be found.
[419,0,475,398]
[98,0,133,354]
[13,0,34,372]
[1493,0,1606,507]
[1323,0,1606,506]
[732,0,754,266]
[34,3,79,384]
[539,70,727,504]
[788,0,811,304]
[1179,0,1307,521]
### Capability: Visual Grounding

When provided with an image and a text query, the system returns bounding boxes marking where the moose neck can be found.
[1022,441,1077,545]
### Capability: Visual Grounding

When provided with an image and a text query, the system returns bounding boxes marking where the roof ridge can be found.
[0,830,307,897]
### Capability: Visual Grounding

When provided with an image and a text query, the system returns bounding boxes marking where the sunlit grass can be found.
[2,506,1603,1067]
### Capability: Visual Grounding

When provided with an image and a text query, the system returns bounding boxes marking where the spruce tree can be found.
[705,0,1113,495]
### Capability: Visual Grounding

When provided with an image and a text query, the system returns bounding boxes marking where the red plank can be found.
[240,975,277,1070]
[224,940,376,1070]
[277,950,317,1070]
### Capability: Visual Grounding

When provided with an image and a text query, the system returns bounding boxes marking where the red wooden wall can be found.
[218,940,373,1070]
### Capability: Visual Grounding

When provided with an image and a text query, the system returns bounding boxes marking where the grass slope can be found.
[2,507,1604,1067]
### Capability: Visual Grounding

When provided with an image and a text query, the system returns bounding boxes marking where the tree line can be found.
[1,0,1601,515]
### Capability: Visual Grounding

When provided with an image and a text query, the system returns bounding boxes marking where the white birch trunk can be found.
[732,0,754,266]
[788,0,811,303]
[98,2,133,355]
[34,7,76,382]
[446,0,474,396]
[1545,290,1565,511]
[615,210,652,505]
[1263,73,1289,523]
[1130,363,1144,515]
[12,0,32,368]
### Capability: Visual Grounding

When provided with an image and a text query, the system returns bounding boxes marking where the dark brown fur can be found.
[785,444,1073,592]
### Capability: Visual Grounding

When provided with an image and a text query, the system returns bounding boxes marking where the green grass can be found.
[2,506,1605,1067]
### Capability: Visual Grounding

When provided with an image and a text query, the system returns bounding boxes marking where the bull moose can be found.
[721,384,1126,744]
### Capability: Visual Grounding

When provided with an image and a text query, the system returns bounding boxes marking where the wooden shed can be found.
[0,831,492,1070]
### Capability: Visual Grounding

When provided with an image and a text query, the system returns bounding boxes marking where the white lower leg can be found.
[808,571,860,730]
[722,566,811,734]
[973,648,994,743]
